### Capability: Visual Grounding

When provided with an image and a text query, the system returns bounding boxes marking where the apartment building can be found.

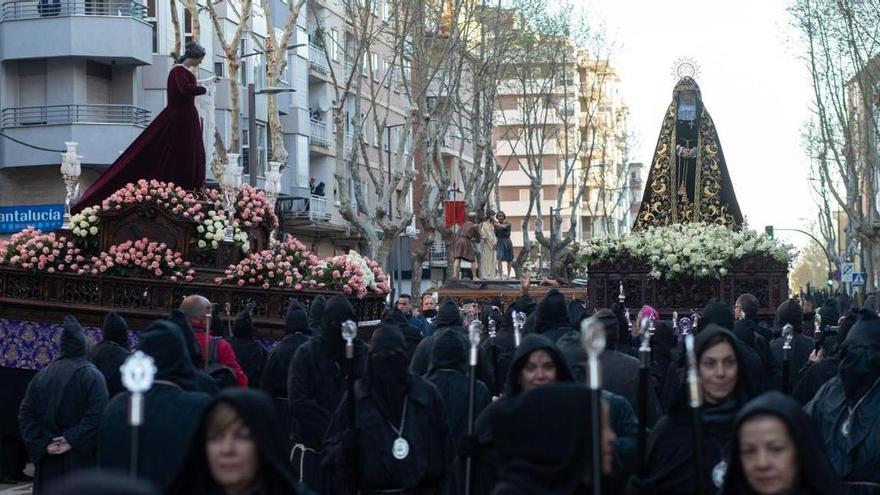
[494,49,638,252]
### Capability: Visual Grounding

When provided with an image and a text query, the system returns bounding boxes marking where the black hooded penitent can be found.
[90,311,131,398]
[228,309,268,388]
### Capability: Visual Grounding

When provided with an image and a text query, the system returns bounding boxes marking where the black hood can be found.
[370,320,407,355]
[168,310,202,367]
[536,289,569,331]
[556,330,587,383]
[137,319,196,391]
[60,315,87,359]
[284,299,310,336]
[233,310,254,339]
[698,301,734,333]
[593,308,620,346]
[365,322,409,422]
[101,311,129,347]
[775,298,803,333]
[568,300,586,328]
[506,334,574,396]
[819,299,840,330]
[513,294,537,316]
[307,295,326,336]
[721,391,842,495]
[838,309,880,398]
[494,384,594,495]
[435,298,463,328]
[321,295,356,354]
[170,388,299,494]
[430,327,467,372]
[500,305,515,332]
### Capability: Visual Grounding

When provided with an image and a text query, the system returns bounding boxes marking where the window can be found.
[240,39,248,85]
[383,60,390,87]
[371,0,378,16]
[242,124,267,177]
[392,65,401,92]
[371,53,379,81]
[86,61,112,104]
[214,62,224,78]
[17,60,47,124]
[184,7,193,46]
[330,29,340,61]
[361,55,368,77]
[382,0,391,20]
[242,128,251,175]
[373,122,380,147]
[146,0,158,54]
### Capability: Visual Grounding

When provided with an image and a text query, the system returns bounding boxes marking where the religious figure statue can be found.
[494,211,514,280]
[633,76,743,230]
[194,72,219,180]
[452,212,481,279]
[478,211,498,279]
[73,42,209,212]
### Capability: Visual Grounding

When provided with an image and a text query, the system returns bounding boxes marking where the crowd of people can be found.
[7,283,880,494]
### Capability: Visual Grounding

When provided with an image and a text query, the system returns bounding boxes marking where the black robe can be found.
[410,326,496,395]
[18,316,109,494]
[462,335,575,494]
[600,347,662,427]
[721,391,842,495]
[97,321,211,491]
[793,357,839,405]
[322,375,449,494]
[733,318,781,391]
[227,336,268,388]
[89,340,130,398]
[168,388,306,495]
[771,332,814,389]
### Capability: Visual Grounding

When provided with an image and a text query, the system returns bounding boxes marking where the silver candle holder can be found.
[60,142,82,230]
[220,153,242,243]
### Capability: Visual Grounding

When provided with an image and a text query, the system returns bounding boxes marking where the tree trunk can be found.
[227,58,241,152]
[169,0,181,61]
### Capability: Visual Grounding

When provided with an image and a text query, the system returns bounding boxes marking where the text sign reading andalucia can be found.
[0,204,64,233]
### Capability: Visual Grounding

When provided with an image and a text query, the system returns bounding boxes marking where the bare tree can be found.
[790,0,880,288]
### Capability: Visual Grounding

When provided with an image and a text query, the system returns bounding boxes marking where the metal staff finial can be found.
[512,310,525,348]
[342,320,357,359]
[121,351,157,478]
[468,320,483,367]
[580,317,606,388]
[618,281,626,304]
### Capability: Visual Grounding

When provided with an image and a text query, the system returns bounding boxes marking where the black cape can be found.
[97,320,211,491]
[18,316,109,494]
[721,391,842,495]
[167,388,307,494]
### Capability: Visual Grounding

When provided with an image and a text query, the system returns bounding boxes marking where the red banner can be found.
[444,200,465,227]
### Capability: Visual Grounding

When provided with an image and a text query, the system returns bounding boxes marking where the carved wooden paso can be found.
[587,253,789,322]
[0,266,386,340]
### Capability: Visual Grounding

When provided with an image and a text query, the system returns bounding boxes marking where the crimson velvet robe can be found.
[73,65,206,212]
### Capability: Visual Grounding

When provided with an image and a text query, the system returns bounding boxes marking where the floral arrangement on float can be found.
[195,210,251,252]
[85,238,194,281]
[100,179,206,220]
[0,227,84,273]
[215,236,390,298]
[578,223,794,280]
[203,184,279,230]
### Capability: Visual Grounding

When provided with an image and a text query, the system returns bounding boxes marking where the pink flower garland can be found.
[204,184,279,230]
[84,238,195,281]
[99,179,205,221]
[0,227,83,273]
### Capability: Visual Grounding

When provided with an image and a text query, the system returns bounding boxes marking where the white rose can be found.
[79,221,89,228]
[719,267,728,276]
[89,226,98,235]
[242,242,251,253]
[211,240,219,249]
[197,226,205,233]
[672,263,681,272]
[206,224,214,232]
[198,240,207,248]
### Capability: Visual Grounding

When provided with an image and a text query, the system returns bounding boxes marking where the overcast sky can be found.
[586,0,815,249]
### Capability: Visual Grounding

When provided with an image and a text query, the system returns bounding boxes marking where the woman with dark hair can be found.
[168,388,306,495]
[459,334,575,493]
[491,384,616,495]
[641,324,755,494]
[73,41,210,212]
[721,391,842,495]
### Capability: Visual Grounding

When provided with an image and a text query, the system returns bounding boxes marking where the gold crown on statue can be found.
[671,57,701,83]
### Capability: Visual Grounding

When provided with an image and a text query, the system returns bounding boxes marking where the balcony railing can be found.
[430,242,447,264]
[0,0,148,20]
[309,120,329,148]
[308,44,329,74]
[1,104,150,128]
[307,195,330,221]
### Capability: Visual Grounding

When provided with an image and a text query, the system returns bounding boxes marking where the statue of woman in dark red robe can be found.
[73,42,209,212]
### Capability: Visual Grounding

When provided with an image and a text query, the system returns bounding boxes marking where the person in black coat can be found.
[491,384,616,495]
[641,325,756,494]
[97,320,211,491]
[19,316,109,494]
[384,307,424,361]
[594,309,661,427]
[409,298,496,394]
[733,294,781,390]
[227,310,268,388]
[167,309,219,395]
[168,388,308,495]
[770,299,813,388]
[482,305,517,397]
[461,334,574,494]
[287,295,368,490]
[534,289,571,343]
[721,391,842,495]
[89,311,131,398]
[793,304,851,405]
[426,329,490,447]
[805,309,880,494]
[322,322,449,494]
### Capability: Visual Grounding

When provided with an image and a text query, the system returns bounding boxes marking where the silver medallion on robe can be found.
[712,460,727,488]
[392,437,409,460]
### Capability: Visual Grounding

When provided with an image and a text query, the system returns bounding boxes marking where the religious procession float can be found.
[0,176,390,372]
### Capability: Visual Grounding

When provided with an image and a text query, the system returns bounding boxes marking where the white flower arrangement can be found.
[69,207,101,239]
[195,210,251,252]
[346,250,377,290]
[579,223,794,280]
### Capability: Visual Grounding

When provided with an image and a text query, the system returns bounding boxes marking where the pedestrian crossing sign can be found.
[852,272,867,287]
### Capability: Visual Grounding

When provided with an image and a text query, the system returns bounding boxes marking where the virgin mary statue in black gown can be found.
[633,76,743,231]
[72,42,208,213]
